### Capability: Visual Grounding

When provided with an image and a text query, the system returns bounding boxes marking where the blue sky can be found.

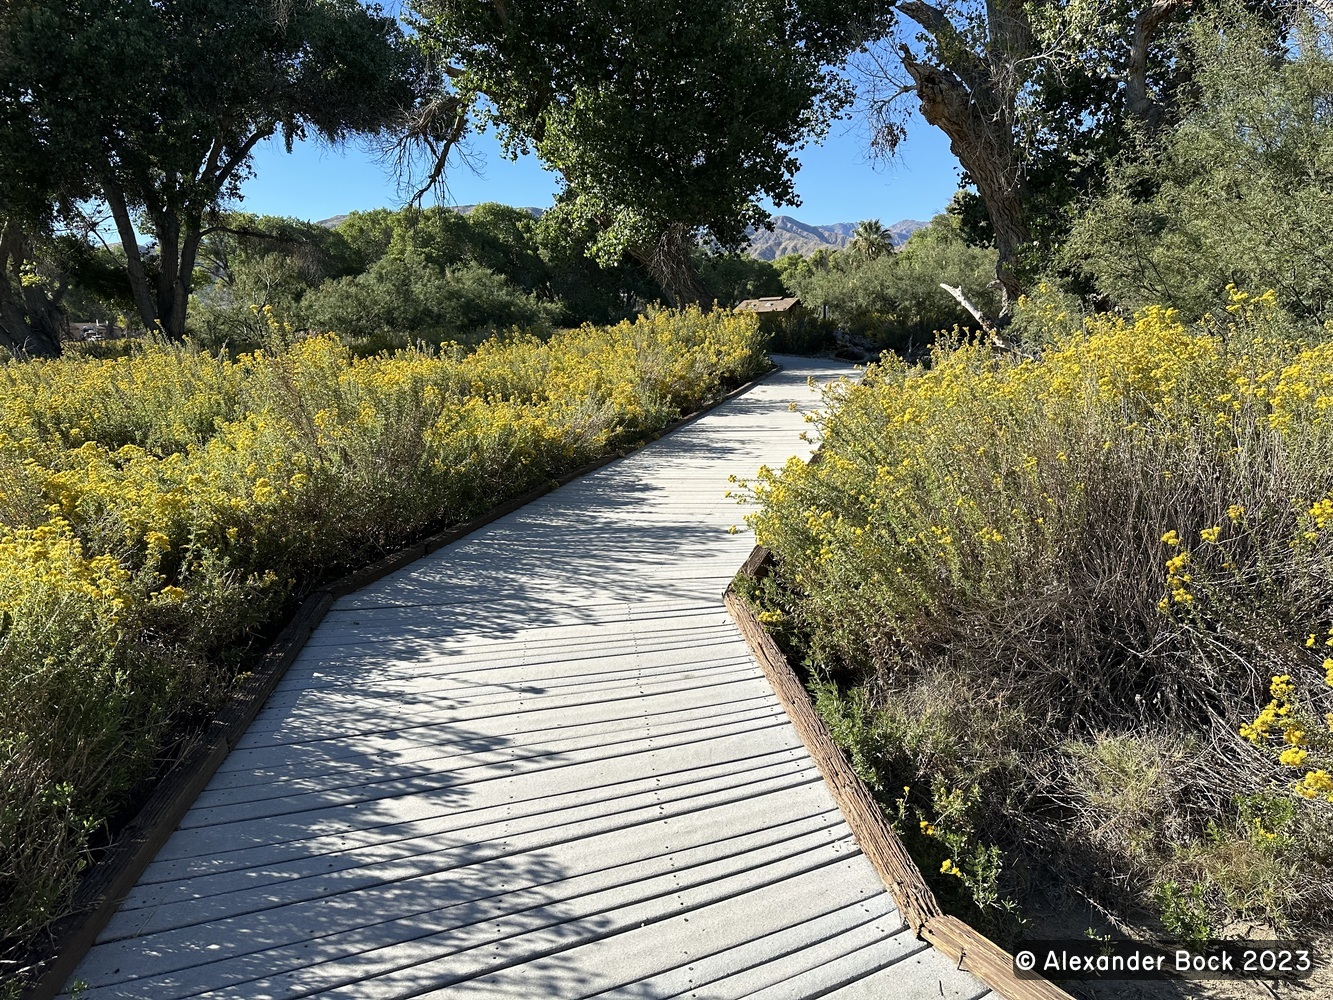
[237,114,964,228]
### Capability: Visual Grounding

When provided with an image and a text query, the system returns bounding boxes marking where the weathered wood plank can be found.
[241,652,760,731]
[137,750,818,888]
[231,669,772,748]
[180,714,800,829]
[260,848,870,1000]
[416,858,883,1000]
[654,904,918,1000]
[81,811,851,992]
[726,551,1077,1000]
[200,698,784,796]
[108,767,832,938]
[725,588,944,933]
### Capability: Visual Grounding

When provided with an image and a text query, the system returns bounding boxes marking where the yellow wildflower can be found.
[1280,746,1309,767]
[1295,770,1333,801]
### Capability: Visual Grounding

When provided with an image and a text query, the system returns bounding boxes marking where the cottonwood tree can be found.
[0,0,418,345]
[861,1,1198,319]
[400,0,894,307]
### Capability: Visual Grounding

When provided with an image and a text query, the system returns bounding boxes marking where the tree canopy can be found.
[402,0,894,305]
[860,0,1204,316]
[849,219,894,259]
[0,0,419,350]
[1061,4,1333,321]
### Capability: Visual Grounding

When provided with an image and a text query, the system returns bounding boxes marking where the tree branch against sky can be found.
[857,0,1200,319]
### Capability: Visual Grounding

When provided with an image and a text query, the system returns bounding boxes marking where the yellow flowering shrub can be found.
[740,290,1333,934]
[0,307,764,941]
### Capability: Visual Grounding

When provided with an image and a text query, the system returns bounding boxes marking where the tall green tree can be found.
[849,219,894,259]
[860,1,1200,317]
[401,0,894,306]
[1062,5,1333,321]
[0,0,418,346]
[0,1,96,357]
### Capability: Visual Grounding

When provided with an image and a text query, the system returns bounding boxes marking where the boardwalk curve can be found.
[70,357,993,1000]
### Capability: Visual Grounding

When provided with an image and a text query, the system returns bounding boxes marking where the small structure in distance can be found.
[736,296,809,331]
[735,296,812,347]
[735,296,803,317]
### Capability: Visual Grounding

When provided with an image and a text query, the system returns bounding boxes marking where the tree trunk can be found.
[0,221,62,359]
[151,211,194,342]
[155,212,179,339]
[169,222,203,342]
[21,284,67,356]
[1126,1,1193,128]
[900,52,1031,320]
[103,177,160,334]
[103,179,198,342]
[0,288,62,358]
[630,224,709,309]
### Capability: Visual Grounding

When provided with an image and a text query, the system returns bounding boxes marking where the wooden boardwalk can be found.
[70,358,994,1000]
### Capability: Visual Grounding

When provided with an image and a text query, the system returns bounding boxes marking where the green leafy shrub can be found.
[780,216,999,350]
[298,255,559,348]
[739,294,1333,936]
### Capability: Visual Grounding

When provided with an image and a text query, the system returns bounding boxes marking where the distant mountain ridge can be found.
[316,208,927,260]
[745,216,927,261]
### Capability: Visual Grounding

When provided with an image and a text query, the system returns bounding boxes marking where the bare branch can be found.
[214,130,269,191]
[898,1,989,82]
[897,0,954,39]
[372,88,473,206]
[940,282,994,332]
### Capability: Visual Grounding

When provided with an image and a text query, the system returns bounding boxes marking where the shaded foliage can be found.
[1062,5,1333,324]
[403,0,895,304]
[0,0,419,349]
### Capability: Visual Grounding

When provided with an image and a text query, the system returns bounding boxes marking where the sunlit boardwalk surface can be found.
[72,358,992,999]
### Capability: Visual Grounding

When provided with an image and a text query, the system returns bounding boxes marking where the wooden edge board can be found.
[724,548,1077,1000]
[737,544,772,582]
[20,362,782,1000]
[722,591,942,935]
[923,917,1074,1000]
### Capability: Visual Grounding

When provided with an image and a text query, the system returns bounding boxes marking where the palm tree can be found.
[848,218,893,260]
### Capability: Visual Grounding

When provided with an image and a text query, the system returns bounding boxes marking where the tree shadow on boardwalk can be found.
[79,674,802,999]
[75,697,650,998]
[321,442,774,634]
[72,360,844,999]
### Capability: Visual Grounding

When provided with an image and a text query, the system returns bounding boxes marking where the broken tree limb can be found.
[940,282,995,333]
[939,282,1033,356]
